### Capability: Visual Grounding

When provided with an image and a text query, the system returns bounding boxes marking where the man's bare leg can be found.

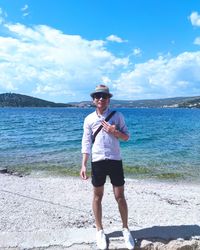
[93,186,104,230]
[113,185,128,229]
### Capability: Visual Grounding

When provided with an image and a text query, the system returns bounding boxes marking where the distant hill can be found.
[1,92,200,108]
[178,98,200,108]
[70,96,200,108]
[0,93,72,107]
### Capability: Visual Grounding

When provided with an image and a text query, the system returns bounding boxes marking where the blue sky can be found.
[0,0,200,102]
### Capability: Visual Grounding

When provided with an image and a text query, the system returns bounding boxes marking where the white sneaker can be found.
[96,229,107,250]
[122,228,135,250]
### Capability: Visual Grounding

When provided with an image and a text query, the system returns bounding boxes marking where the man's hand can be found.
[101,120,116,134]
[80,165,88,180]
[81,153,89,180]
[101,120,129,141]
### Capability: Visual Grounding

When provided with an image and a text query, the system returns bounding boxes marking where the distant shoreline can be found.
[1,92,200,108]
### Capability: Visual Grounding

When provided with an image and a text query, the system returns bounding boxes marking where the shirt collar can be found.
[96,107,110,118]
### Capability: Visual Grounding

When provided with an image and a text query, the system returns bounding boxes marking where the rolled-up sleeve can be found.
[118,112,129,137]
[81,117,92,155]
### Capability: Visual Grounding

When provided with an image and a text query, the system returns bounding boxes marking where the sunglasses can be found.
[93,93,109,99]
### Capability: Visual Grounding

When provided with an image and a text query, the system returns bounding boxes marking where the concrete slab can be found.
[0,227,200,249]
[0,228,135,249]
[0,228,128,249]
[0,228,94,249]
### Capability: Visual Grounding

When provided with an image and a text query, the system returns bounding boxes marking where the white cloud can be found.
[190,12,200,27]
[0,22,129,101]
[23,12,29,17]
[113,52,200,99]
[1,15,200,102]
[190,12,200,46]
[133,48,142,56]
[194,37,200,45]
[101,76,111,84]
[0,8,3,21]
[21,4,29,17]
[0,7,7,24]
[21,4,29,12]
[106,34,127,43]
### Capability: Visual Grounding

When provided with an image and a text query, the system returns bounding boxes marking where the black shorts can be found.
[91,159,125,187]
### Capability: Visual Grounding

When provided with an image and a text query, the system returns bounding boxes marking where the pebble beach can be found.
[0,173,200,249]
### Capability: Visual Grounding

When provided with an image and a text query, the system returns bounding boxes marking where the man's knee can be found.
[113,185,125,202]
[115,194,125,204]
[93,187,104,202]
[93,193,103,203]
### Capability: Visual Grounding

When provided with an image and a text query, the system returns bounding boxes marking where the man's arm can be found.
[81,116,92,180]
[113,127,129,141]
[80,153,89,180]
[101,120,129,141]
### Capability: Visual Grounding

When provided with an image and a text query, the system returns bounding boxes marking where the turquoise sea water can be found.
[0,107,200,182]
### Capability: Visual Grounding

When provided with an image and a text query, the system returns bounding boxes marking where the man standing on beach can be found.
[80,84,135,250]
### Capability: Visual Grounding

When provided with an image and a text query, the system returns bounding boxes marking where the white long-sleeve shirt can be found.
[81,108,129,162]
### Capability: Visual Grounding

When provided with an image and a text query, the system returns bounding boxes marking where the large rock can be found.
[0,167,7,174]
[140,239,200,250]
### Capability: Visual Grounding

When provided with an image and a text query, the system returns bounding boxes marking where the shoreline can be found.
[1,165,200,185]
